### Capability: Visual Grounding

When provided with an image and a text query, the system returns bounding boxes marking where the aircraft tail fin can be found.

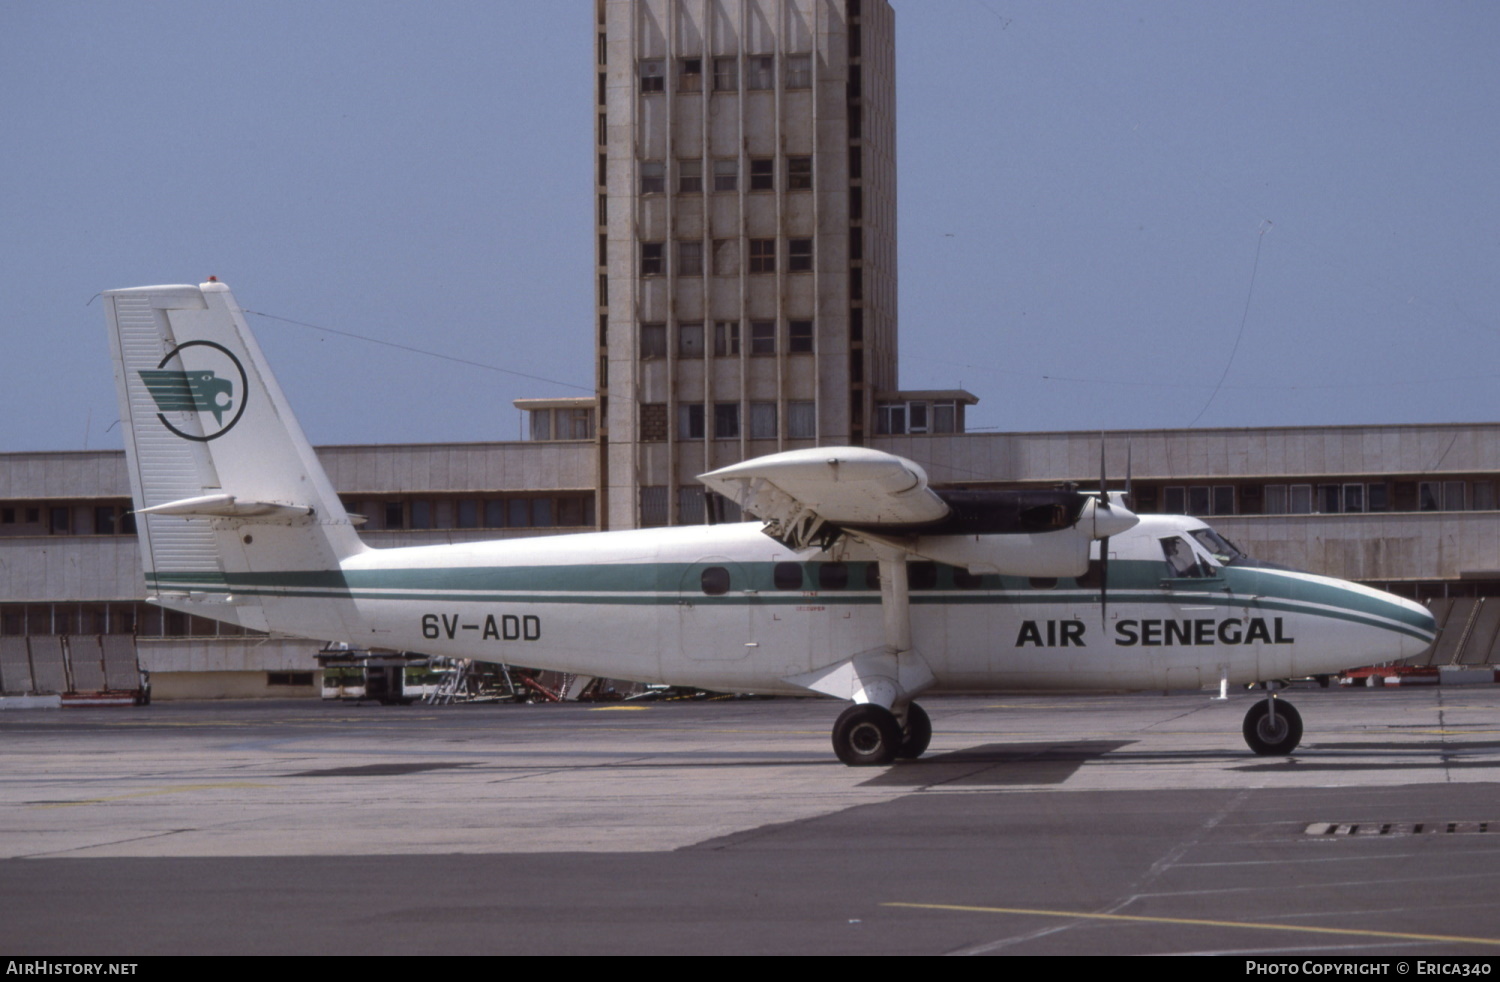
[103,280,366,634]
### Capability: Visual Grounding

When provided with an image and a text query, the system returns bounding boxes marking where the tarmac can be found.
[2,684,1499,955]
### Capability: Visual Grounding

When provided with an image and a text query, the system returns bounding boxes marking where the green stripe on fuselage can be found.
[145,558,1434,641]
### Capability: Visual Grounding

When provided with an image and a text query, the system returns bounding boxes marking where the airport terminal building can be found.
[3,421,1497,698]
[4,0,1496,698]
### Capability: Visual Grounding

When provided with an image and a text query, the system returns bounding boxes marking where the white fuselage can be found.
[215,514,1438,695]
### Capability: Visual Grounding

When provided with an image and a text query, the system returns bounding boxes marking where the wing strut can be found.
[781,539,934,713]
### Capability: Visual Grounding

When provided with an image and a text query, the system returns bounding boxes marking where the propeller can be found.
[1098,441,1111,623]
[1092,439,1136,625]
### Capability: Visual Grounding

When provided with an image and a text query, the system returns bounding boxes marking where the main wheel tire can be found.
[896,702,932,759]
[1243,699,1303,755]
[832,704,902,766]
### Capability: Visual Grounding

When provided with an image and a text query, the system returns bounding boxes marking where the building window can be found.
[640,160,665,194]
[1290,485,1313,513]
[787,156,812,190]
[679,322,704,357]
[712,239,737,275]
[713,159,737,191]
[1264,485,1287,515]
[530,409,553,441]
[679,159,702,193]
[1213,486,1236,515]
[750,402,777,439]
[750,158,774,191]
[877,403,906,435]
[1418,482,1440,511]
[1164,486,1236,516]
[640,403,668,442]
[678,240,703,276]
[641,322,666,357]
[678,57,702,92]
[713,57,737,92]
[749,239,776,273]
[714,321,739,356]
[750,321,776,355]
[788,320,813,353]
[746,55,774,90]
[640,59,665,93]
[786,54,811,89]
[679,404,706,440]
[558,408,594,440]
[1343,483,1365,514]
[640,486,669,527]
[714,403,741,439]
[678,487,706,524]
[641,242,664,276]
[788,239,812,272]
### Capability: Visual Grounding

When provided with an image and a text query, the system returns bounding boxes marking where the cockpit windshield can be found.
[1189,528,1248,565]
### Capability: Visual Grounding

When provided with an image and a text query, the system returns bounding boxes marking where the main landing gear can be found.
[1242,690,1303,755]
[832,701,932,766]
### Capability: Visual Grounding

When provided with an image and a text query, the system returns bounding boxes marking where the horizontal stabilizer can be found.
[135,494,314,519]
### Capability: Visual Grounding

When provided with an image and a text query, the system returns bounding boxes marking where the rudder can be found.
[104,280,366,637]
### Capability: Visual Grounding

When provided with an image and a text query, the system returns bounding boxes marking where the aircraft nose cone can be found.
[1384,593,1438,660]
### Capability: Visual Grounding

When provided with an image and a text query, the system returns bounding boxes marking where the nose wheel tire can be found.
[897,701,932,759]
[1243,699,1303,755]
[833,704,903,766]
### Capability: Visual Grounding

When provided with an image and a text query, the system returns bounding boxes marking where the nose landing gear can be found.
[1243,692,1303,755]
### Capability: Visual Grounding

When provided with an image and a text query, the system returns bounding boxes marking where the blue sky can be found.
[3,1,1497,452]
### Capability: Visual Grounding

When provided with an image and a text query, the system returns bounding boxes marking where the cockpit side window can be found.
[1160,536,1213,578]
[1189,528,1246,565]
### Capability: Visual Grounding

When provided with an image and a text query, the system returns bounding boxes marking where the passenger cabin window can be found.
[818,563,849,590]
[774,563,803,590]
[701,567,730,596]
[907,562,937,590]
[953,567,984,589]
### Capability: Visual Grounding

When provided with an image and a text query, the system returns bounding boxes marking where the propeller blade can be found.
[1098,439,1109,619]
[1099,537,1110,626]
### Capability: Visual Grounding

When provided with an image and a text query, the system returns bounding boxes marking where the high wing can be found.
[699,447,949,548]
[700,446,1137,578]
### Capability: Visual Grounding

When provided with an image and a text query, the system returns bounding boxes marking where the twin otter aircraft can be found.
[104,281,1437,765]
